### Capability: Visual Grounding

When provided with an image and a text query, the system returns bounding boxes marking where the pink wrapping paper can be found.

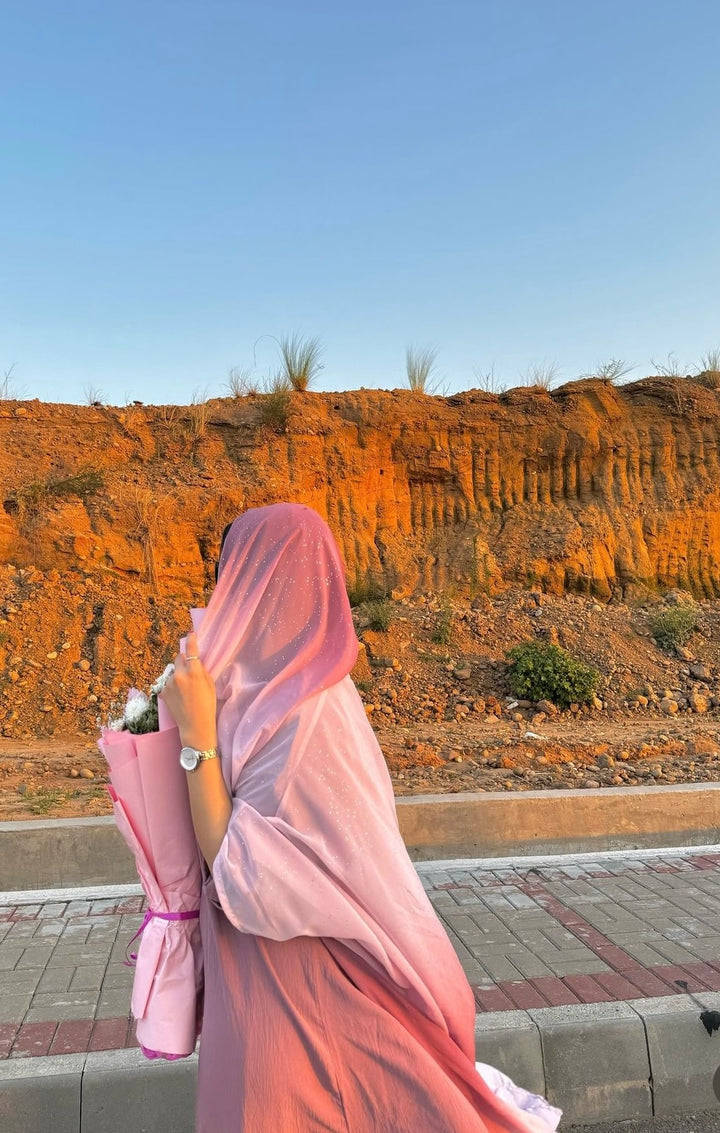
[99,718,203,1058]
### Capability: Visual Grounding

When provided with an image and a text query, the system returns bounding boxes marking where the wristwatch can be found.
[179,745,219,772]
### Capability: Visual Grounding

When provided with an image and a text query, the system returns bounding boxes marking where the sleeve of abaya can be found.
[210,795,398,956]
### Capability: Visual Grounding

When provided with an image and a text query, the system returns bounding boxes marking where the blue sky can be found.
[2,0,719,404]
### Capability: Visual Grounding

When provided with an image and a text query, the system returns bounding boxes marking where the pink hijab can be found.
[191,503,547,1133]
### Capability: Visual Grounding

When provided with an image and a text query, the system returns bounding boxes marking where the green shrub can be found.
[505,639,600,708]
[25,787,67,815]
[431,599,454,644]
[11,467,104,519]
[49,468,105,499]
[257,374,292,432]
[364,598,394,632]
[648,605,697,651]
[347,567,387,606]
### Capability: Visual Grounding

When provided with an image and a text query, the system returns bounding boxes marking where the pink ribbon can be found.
[124,908,200,967]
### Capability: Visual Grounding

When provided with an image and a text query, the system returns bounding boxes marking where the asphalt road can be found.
[564,1117,720,1132]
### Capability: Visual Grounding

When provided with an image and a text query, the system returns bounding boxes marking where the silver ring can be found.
[185,654,200,662]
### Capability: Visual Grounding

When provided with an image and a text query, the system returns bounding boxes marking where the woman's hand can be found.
[160,631,218,751]
[160,630,231,870]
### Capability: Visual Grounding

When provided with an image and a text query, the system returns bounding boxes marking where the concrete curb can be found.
[0,1048,198,1133]
[474,993,720,1125]
[3,995,720,1130]
[4,782,720,888]
[400,782,720,861]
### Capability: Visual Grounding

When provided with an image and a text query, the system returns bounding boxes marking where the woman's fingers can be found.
[173,630,196,672]
[172,630,209,682]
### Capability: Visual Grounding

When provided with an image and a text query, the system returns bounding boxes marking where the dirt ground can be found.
[2,712,720,821]
[3,584,720,820]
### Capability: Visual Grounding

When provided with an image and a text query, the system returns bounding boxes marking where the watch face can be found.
[180,746,200,771]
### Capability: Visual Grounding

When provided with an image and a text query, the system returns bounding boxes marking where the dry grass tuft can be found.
[226,367,260,398]
[278,334,324,392]
[521,361,560,390]
[406,345,439,393]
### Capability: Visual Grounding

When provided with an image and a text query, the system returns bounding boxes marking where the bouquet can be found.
[98,664,205,1060]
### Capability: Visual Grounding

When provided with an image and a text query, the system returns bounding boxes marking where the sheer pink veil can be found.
[196,502,359,790]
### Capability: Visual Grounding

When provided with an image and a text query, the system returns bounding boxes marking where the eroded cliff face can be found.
[2,376,720,603]
[1,376,720,737]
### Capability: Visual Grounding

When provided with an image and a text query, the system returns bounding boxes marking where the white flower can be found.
[124,691,151,725]
[108,717,126,732]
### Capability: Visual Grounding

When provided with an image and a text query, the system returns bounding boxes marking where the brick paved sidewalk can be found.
[2,847,720,1060]
[422,849,720,1012]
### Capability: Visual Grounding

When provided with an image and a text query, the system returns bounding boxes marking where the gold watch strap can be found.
[196,747,219,762]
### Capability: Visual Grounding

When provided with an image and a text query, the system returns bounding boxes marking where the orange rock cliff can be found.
[1,375,719,736]
[3,377,720,599]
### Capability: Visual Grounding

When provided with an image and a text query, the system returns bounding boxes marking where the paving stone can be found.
[38,903,68,918]
[24,992,97,1023]
[58,924,92,943]
[548,958,613,976]
[561,974,615,1003]
[95,990,132,1020]
[619,941,675,967]
[0,1022,19,1058]
[0,995,33,1024]
[69,966,106,991]
[496,981,549,1009]
[36,967,76,994]
[5,923,39,942]
[50,944,112,966]
[528,976,580,1007]
[100,966,133,990]
[64,901,92,917]
[503,952,556,980]
[428,891,456,908]
[472,985,516,1012]
[89,1018,130,1051]
[478,955,527,982]
[10,1021,58,1058]
[115,897,144,914]
[0,970,41,994]
[49,1019,93,1056]
[16,944,56,970]
[33,921,65,939]
[682,937,720,960]
[89,900,119,915]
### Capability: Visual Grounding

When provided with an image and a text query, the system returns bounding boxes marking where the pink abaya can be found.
[187,504,556,1133]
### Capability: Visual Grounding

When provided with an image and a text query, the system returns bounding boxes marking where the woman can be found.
[160,502,559,1133]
